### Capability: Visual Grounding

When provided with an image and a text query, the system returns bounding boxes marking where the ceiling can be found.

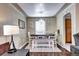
[17,3,65,17]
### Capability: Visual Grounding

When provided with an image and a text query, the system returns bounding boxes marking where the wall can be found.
[27,17,57,34]
[0,4,28,49]
[56,4,76,46]
[76,4,79,33]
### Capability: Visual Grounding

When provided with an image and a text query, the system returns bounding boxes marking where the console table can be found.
[30,34,55,39]
[2,49,29,56]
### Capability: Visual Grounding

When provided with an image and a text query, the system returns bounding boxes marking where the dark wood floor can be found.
[29,44,71,56]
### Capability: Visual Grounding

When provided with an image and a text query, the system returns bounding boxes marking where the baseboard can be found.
[22,43,29,49]
[57,43,62,47]
[19,42,28,49]
[57,44,70,52]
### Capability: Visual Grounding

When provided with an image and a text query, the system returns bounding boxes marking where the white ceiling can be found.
[18,3,65,17]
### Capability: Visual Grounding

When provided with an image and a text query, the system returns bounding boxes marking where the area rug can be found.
[25,44,61,52]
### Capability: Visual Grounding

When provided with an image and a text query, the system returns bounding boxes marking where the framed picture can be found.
[18,19,25,29]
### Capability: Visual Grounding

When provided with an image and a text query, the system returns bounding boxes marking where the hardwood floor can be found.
[29,44,71,56]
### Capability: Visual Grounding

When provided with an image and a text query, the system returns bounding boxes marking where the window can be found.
[35,19,45,34]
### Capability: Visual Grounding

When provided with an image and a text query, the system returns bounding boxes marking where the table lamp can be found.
[3,25,19,53]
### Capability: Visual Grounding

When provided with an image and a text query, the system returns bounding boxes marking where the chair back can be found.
[73,33,79,46]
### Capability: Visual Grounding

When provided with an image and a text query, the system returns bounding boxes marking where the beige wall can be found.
[0,4,28,49]
[56,4,77,46]
[27,17,57,34]
[76,4,79,33]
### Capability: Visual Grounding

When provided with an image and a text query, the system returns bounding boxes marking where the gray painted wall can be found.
[0,4,28,49]
[27,17,57,34]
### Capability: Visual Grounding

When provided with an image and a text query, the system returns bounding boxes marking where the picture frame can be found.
[18,19,25,29]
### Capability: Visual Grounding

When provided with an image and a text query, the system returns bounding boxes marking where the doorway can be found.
[64,13,72,43]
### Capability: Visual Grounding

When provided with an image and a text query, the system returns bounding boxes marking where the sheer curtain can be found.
[35,19,45,35]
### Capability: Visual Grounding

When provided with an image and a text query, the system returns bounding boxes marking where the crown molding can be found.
[9,3,28,18]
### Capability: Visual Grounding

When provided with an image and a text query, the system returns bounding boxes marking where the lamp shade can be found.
[3,25,19,35]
